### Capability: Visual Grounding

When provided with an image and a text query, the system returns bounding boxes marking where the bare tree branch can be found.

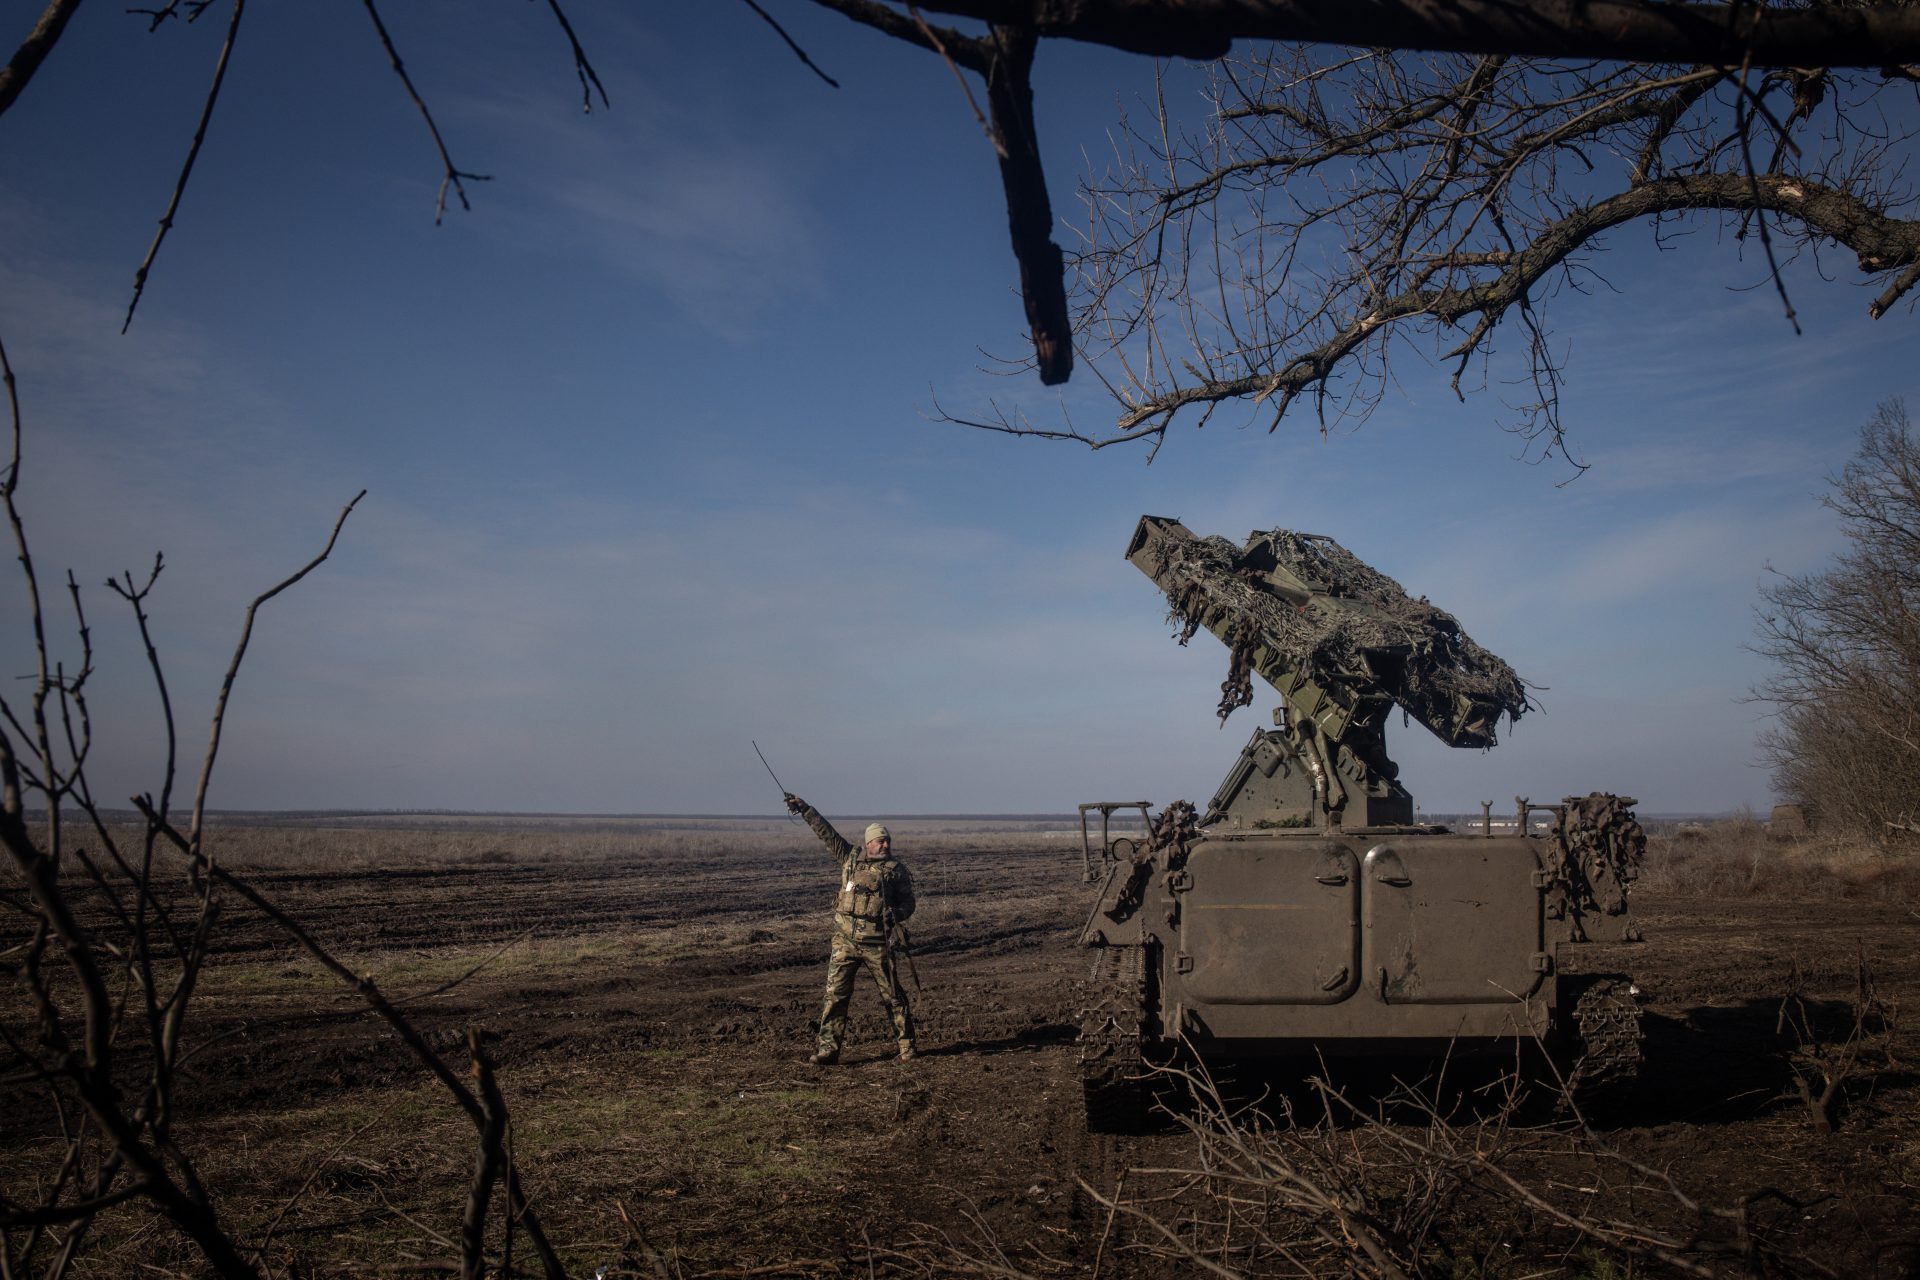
[1125,172,1915,428]
[122,0,244,333]
[538,0,608,110]
[1753,399,1920,844]
[894,1,1920,67]
[911,4,999,151]
[132,800,570,1280]
[186,489,363,857]
[808,0,992,69]
[983,25,1071,382]
[0,0,85,120]
[1021,51,1920,458]
[458,1028,509,1280]
[360,0,491,225]
[739,0,841,87]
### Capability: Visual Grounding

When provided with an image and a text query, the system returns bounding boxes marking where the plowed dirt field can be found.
[5,817,1917,1277]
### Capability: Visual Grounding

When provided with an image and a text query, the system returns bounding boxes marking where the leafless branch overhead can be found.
[1038,50,1920,458]
[121,0,245,333]
[898,0,1920,67]
[0,0,85,120]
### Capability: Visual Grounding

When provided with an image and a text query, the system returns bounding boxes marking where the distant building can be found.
[1768,803,1814,837]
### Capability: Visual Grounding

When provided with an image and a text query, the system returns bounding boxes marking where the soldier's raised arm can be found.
[785,793,853,861]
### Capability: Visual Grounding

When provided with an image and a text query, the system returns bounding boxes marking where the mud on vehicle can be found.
[1077,517,1646,1131]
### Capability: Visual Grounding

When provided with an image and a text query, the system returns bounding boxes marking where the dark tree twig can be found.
[123,0,245,333]
[539,0,609,110]
[459,1028,508,1280]
[360,0,491,224]
[186,488,364,857]
[739,0,840,88]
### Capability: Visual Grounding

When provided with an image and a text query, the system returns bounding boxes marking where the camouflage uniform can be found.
[794,802,916,1062]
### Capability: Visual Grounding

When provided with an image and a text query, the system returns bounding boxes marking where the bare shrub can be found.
[1778,947,1902,1134]
[0,346,561,1279]
[907,1062,1826,1279]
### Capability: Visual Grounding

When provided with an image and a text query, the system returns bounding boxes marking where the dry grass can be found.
[1640,816,1920,903]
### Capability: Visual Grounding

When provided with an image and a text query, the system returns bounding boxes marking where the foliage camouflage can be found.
[1144,518,1529,746]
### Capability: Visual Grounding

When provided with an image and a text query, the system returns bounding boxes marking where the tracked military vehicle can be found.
[1078,516,1645,1130]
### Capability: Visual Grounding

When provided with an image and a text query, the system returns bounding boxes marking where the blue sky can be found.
[1,4,1912,816]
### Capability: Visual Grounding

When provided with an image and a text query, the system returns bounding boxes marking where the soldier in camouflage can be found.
[784,793,917,1065]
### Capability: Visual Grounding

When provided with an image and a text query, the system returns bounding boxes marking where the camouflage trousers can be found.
[816,933,915,1054]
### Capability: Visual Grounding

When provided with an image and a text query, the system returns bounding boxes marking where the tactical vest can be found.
[834,855,903,945]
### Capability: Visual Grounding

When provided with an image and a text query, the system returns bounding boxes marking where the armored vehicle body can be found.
[1078,517,1645,1130]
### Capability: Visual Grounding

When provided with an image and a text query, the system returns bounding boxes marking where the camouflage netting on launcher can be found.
[1159,526,1530,747]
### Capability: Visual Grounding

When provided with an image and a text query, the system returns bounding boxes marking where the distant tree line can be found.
[1754,399,1920,844]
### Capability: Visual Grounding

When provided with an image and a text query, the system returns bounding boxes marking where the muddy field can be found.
[4,817,1918,1277]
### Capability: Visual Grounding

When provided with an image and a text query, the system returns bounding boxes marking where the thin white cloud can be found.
[1551,502,1837,609]
[1574,435,1833,494]
[438,81,826,339]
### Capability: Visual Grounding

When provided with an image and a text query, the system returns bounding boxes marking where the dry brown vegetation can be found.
[1639,815,1920,904]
